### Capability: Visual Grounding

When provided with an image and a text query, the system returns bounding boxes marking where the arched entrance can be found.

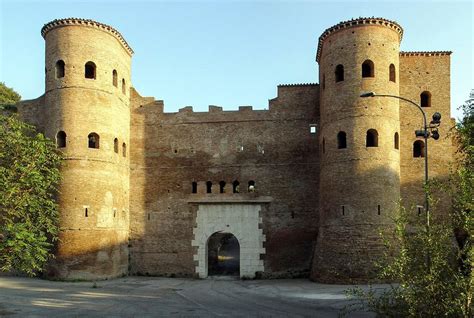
[207,232,240,276]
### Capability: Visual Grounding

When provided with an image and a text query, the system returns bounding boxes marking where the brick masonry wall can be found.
[129,85,320,277]
[24,20,133,280]
[399,53,455,216]
[13,17,454,282]
[312,20,402,282]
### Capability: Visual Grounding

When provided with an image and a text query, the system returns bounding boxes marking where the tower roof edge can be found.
[316,17,403,63]
[41,18,134,55]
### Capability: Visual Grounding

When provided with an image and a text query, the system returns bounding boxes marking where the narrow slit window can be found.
[413,140,425,157]
[233,180,240,193]
[192,182,197,194]
[366,129,378,147]
[377,205,381,215]
[362,60,374,78]
[122,78,126,94]
[85,61,96,79]
[88,132,100,149]
[394,132,399,150]
[420,91,431,107]
[248,180,255,192]
[114,138,118,153]
[389,64,396,82]
[322,138,325,153]
[219,181,226,193]
[55,60,65,78]
[342,205,345,216]
[57,131,66,148]
[337,131,347,149]
[206,181,212,194]
[122,142,127,157]
[113,70,118,87]
[85,207,89,217]
[335,64,344,82]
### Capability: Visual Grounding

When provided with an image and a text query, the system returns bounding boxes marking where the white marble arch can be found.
[191,204,266,278]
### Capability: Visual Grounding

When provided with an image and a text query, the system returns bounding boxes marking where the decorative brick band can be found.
[400,51,452,57]
[41,18,134,55]
[316,17,403,62]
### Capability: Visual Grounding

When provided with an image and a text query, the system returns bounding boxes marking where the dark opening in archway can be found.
[207,232,240,276]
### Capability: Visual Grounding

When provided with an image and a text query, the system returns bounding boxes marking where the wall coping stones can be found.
[400,51,452,56]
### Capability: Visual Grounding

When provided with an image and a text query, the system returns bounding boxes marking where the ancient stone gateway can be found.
[191,202,268,278]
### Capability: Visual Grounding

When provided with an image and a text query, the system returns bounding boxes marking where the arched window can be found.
[122,142,126,157]
[192,182,197,194]
[420,91,431,107]
[394,132,399,150]
[56,131,66,148]
[55,60,65,78]
[335,64,344,82]
[88,132,100,149]
[113,70,118,87]
[366,129,378,147]
[362,60,374,78]
[337,131,347,149]
[206,181,212,193]
[389,64,396,82]
[122,78,126,94]
[219,181,226,193]
[413,140,425,157]
[114,138,118,153]
[248,180,255,192]
[232,180,240,193]
[85,61,96,79]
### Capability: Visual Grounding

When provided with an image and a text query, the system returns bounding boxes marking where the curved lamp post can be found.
[360,91,441,228]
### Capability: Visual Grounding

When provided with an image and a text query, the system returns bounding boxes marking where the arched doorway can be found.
[207,232,240,276]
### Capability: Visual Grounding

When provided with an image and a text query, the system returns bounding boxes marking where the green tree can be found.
[342,91,473,317]
[0,82,21,110]
[0,84,62,276]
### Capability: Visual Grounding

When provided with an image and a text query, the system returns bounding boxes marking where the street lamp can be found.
[359,91,441,228]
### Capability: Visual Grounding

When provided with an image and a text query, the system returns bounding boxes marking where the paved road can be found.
[0,276,380,317]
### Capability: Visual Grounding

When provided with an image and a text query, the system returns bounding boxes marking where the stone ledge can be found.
[188,196,273,204]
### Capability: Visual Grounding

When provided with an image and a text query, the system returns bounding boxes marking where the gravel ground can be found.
[0,276,383,317]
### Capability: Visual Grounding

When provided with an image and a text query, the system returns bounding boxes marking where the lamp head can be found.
[360,92,375,98]
[431,129,440,140]
[432,112,442,124]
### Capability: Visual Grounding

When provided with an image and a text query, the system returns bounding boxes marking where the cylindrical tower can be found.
[312,18,403,282]
[41,18,133,279]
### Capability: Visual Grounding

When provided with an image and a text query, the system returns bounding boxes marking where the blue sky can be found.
[0,0,472,119]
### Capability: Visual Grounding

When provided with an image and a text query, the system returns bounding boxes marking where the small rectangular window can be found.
[310,125,317,134]
[417,205,424,216]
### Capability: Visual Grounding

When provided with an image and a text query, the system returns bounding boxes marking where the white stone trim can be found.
[192,204,265,278]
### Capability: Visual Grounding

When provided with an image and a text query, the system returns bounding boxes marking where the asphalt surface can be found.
[0,276,381,317]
